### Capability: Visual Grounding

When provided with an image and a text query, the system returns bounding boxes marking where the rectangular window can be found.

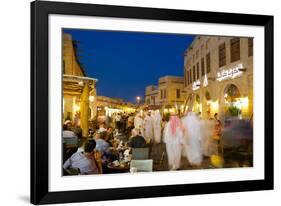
[206,53,211,73]
[185,70,189,86]
[189,70,191,85]
[152,96,155,105]
[187,70,189,85]
[196,62,200,80]
[164,89,167,99]
[248,38,253,57]
[206,39,210,50]
[184,70,186,87]
[184,69,188,87]
[193,66,196,82]
[147,98,150,105]
[63,60,66,74]
[160,90,163,99]
[231,38,240,62]
[201,45,204,55]
[176,89,180,99]
[201,58,205,76]
[219,43,226,67]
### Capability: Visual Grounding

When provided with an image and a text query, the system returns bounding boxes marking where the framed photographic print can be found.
[31,0,274,204]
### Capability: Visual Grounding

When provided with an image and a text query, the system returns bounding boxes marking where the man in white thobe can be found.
[143,112,154,143]
[153,110,162,144]
[163,115,184,170]
[134,112,144,136]
[182,112,203,166]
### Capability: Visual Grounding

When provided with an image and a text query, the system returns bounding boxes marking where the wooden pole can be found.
[80,83,89,138]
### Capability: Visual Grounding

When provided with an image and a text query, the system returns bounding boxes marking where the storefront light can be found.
[73,104,80,113]
[232,97,249,113]
[237,97,249,110]
[89,95,95,102]
[207,100,219,113]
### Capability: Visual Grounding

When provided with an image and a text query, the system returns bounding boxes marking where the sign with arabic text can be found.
[217,63,244,82]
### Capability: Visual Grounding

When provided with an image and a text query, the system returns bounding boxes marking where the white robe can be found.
[182,112,203,166]
[163,122,184,169]
[143,115,154,142]
[153,112,162,143]
[134,114,144,135]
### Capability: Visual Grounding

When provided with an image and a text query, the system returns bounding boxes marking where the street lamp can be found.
[136,96,141,105]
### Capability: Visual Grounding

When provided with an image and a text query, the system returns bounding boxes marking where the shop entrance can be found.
[224,84,241,117]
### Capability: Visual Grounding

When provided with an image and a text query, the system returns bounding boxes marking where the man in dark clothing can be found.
[127,128,147,148]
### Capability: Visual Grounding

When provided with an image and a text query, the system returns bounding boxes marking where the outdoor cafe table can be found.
[107,162,130,173]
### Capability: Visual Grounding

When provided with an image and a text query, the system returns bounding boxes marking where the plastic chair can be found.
[132,148,149,160]
[63,137,78,146]
[130,159,153,172]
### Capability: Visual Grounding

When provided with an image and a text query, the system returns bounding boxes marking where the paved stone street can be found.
[151,142,253,171]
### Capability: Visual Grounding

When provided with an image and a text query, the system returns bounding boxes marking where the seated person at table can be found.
[98,122,107,133]
[63,140,102,175]
[105,127,114,146]
[63,121,78,146]
[127,129,147,148]
[124,121,134,138]
[94,131,111,161]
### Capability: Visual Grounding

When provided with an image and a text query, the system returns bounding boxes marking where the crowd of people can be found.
[62,109,226,175]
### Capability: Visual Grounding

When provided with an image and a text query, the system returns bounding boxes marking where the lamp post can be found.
[136,96,141,105]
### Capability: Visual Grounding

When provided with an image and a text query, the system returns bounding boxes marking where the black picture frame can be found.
[31,0,274,204]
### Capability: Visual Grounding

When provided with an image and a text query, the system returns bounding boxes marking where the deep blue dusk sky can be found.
[64,29,194,103]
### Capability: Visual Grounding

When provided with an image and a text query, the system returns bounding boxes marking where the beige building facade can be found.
[145,76,187,114]
[184,36,253,120]
[145,85,159,106]
[63,33,98,137]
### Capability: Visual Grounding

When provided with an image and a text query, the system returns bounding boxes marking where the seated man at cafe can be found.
[63,121,79,161]
[94,131,111,161]
[104,126,114,146]
[63,140,103,175]
[127,128,147,148]
[63,120,78,146]
[94,130,117,173]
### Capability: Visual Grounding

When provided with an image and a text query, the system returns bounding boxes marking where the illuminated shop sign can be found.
[192,80,201,91]
[217,63,244,82]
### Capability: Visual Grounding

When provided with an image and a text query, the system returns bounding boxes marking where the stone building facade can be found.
[145,76,187,114]
[184,36,253,120]
[63,33,98,137]
[145,85,159,106]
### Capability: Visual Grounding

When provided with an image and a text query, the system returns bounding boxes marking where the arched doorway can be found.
[224,84,241,117]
